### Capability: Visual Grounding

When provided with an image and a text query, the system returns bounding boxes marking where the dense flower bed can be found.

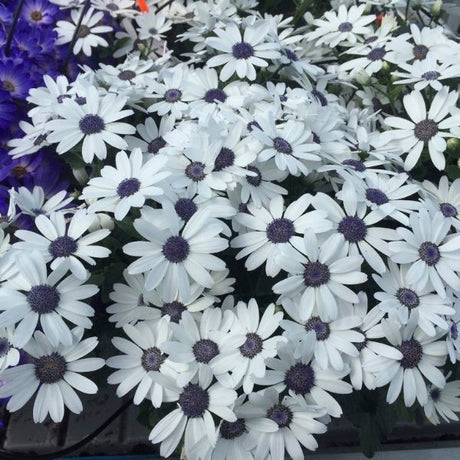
[1,0,460,458]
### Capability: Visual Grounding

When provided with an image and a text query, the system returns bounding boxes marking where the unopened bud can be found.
[447,137,460,152]
[431,0,443,17]
[355,70,371,85]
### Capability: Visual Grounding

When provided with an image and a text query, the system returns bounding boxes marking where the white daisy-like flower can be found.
[0,327,20,371]
[381,87,460,170]
[0,251,98,348]
[135,10,173,40]
[7,120,50,159]
[206,21,281,81]
[373,261,454,336]
[231,194,331,277]
[255,340,353,418]
[13,209,111,280]
[148,372,237,458]
[424,377,460,424]
[81,149,170,220]
[238,388,327,459]
[92,0,137,18]
[163,309,243,387]
[274,230,367,322]
[213,298,286,394]
[55,6,112,56]
[389,209,460,298]
[366,315,447,407]
[46,86,135,163]
[13,186,74,218]
[0,328,104,422]
[250,113,320,176]
[107,317,185,406]
[306,3,375,48]
[124,205,228,301]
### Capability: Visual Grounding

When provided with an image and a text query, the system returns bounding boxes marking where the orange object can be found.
[137,0,149,12]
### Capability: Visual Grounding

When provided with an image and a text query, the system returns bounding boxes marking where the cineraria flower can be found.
[231,194,331,277]
[238,388,327,459]
[0,328,104,422]
[14,209,111,280]
[81,149,170,220]
[92,0,137,18]
[0,251,98,348]
[274,230,367,322]
[124,205,228,301]
[55,6,112,56]
[366,315,448,407]
[445,294,460,363]
[135,10,172,40]
[0,326,19,371]
[13,186,73,218]
[148,372,237,458]
[424,377,460,424]
[21,0,58,26]
[7,120,50,159]
[206,21,281,81]
[46,86,135,163]
[250,113,320,176]
[389,209,460,298]
[213,299,285,394]
[306,4,375,48]
[382,87,460,170]
[373,261,454,336]
[107,317,185,406]
[125,116,174,155]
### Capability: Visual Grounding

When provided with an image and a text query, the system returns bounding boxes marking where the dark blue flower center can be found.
[214,147,235,171]
[239,332,263,359]
[343,159,366,172]
[204,88,227,103]
[185,161,206,182]
[338,216,367,243]
[396,288,420,309]
[273,137,292,154]
[430,388,441,401]
[162,236,189,263]
[284,48,298,61]
[266,218,295,244]
[440,203,457,218]
[34,352,67,384]
[422,71,440,81]
[312,132,321,144]
[164,89,182,102]
[418,241,440,266]
[246,166,262,187]
[0,337,10,357]
[414,119,438,142]
[48,235,78,258]
[148,136,166,154]
[450,321,458,341]
[305,316,330,340]
[75,97,87,105]
[106,2,119,11]
[311,89,328,106]
[397,338,423,369]
[367,47,386,61]
[193,339,219,364]
[284,362,315,395]
[338,22,353,32]
[220,419,246,439]
[161,301,186,323]
[303,261,330,287]
[366,188,389,205]
[178,383,209,418]
[27,284,60,314]
[232,42,254,59]
[413,44,429,60]
[267,404,293,427]
[175,198,197,222]
[141,346,166,371]
[118,70,136,81]
[79,114,105,135]
[117,178,141,198]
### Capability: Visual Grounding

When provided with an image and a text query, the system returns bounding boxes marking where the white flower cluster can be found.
[1,0,460,459]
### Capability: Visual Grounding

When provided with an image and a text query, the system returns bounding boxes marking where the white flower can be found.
[7,120,50,159]
[382,87,460,170]
[366,316,447,407]
[92,0,137,18]
[124,205,228,301]
[107,317,185,406]
[148,372,237,458]
[0,327,20,371]
[445,294,460,363]
[55,7,112,56]
[125,116,174,155]
[135,10,172,40]
[389,209,460,298]
[206,21,281,81]
[231,194,331,277]
[238,388,327,459]
[46,86,135,163]
[273,230,367,322]
[0,328,104,422]
[81,149,170,220]
[0,252,98,348]
[13,209,111,280]
[424,377,460,424]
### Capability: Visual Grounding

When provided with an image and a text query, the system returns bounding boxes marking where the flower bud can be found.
[431,0,443,18]
[355,70,371,85]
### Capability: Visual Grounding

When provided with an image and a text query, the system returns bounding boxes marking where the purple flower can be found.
[21,0,59,27]
[0,59,33,99]
[0,88,16,130]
